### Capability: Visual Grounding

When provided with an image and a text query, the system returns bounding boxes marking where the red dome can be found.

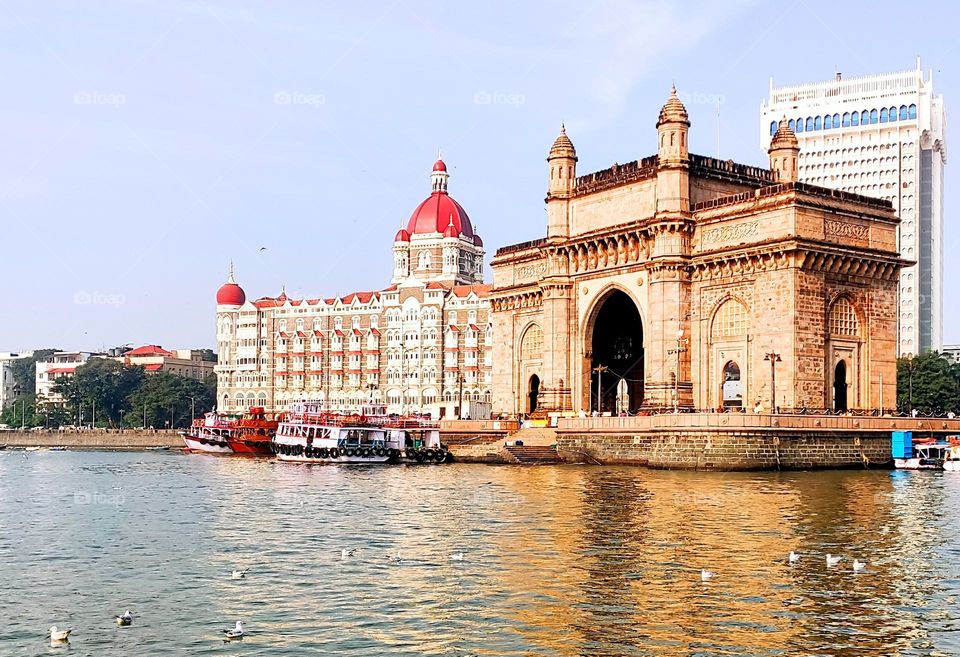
[473,234,484,247]
[407,193,474,238]
[217,282,246,306]
[432,159,447,172]
[394,228,410,242]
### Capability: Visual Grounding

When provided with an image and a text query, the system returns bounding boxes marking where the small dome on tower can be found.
[216,264,246,306]
[443,215,459,238]
[432,159,447,172]
[473,234,484,247]
[548,124,577,160]
[406,159,474,238]
[657,85,690,127]
[769,117,799,150]
[394,228,411,242]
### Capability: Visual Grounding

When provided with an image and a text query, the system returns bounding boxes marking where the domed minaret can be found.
[655,85,691,214]
[768,117,800,183]
[215,262,246,411]
[546,124,577,239]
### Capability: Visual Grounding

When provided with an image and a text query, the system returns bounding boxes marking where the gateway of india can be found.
[491,88,904,416]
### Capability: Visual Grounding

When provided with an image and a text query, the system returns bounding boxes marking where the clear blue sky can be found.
[0,0,956,352]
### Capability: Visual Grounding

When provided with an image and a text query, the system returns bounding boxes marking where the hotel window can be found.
[795,118,804,133]
[908,104,917,119]
[278,319,287,332]
[823,115,832,130]
[370,315,379,329]
[769,121,777,136]
[805,117,814,131]
[842,112,851,127]
[352,316,360,329]
[870,109,878,124]
[814,116,822,130]
[296,318,304,331]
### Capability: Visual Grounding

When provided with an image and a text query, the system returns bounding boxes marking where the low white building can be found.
[36,351,99,405]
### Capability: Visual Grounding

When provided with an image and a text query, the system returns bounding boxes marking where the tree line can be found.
[1,355,216,430]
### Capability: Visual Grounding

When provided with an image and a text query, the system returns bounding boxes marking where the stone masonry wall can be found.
[557,430,891,471]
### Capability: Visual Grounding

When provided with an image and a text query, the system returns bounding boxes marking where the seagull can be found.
[222,621,245,641]
[231,568,249,580]
[826,554,843,567]
[853,559,867,572]
[788,551,800,564]
[115,610,133,626]
[701,569,715,582]
[340,548,355,560]
[49,626,72,643]
[393,550,403,563]
[450,552,464,561]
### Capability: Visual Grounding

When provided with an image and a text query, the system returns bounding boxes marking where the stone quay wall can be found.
[555,414,960,471]
[0,429,182,450]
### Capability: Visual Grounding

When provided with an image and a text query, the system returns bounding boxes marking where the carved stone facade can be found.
[491,97,905,415]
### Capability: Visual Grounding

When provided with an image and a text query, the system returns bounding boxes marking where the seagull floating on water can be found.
[340,548,355,560]
[451,552,464,561]
[789,551,800,564]
[115,610,133,626]
[853,559,867,572]
[826,554,842,567]
[701,569,715,582]
[231,568,249,580]
[49,626,72,643]
[222,621,245,641]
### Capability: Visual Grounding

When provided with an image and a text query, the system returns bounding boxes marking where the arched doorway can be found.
[722,361,743,408]
[834,361,848,412]
[528,375,540,414]
[588,290,643,413]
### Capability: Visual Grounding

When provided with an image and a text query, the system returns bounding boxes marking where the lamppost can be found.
[119,409,125,432]
[592,365,608,414]
[189,396,196,421]
[667,330,689,413]
[764,352,782,414]
[457,373,465,419]
[903,353,915,415]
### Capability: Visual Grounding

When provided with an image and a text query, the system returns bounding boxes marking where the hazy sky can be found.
[0,0,956,352]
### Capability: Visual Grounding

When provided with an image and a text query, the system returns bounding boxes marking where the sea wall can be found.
[0,430,182,450]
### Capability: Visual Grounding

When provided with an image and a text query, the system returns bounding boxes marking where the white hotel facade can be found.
[761,61,946,354]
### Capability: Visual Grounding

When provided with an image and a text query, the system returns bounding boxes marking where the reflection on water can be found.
[1,452,959,656]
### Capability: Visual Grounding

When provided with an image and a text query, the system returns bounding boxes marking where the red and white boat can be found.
[272,402,448,464]
[179,411,234,454]
[225,407,279,456]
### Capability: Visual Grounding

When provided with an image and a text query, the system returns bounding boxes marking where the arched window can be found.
[824,115,833,129]
[832,113,840,127]
[788,119,795,131]
[898,105,908,120]
[814,116,822,130]
[769,121,777,136]
[851,111,859,126]
[520,324,543,361]
[805,117,814,131]
[870,109,878,124]
[888,106,897,121]
[842,112,851,127]
[710,299,749,339]
[795,117,804,133]
[908,104,917,119]
[828,297,860,337]
[880,108,888,123]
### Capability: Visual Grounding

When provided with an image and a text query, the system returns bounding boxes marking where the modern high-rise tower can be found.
[761,60,946,354]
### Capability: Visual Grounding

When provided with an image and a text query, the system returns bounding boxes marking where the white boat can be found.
[179,412,234,454]
[895,442,948,470]
[273,402,448,464]
[944,444,960,471]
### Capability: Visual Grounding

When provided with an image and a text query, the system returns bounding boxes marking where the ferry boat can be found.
[179,411,234,454]
[225,407,278,456]
[272,402,449,464]
[895,442,948,470]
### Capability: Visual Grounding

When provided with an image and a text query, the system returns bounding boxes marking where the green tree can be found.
[897,352,960,415]
[9,348,61,397]
[51,360,146,427]
[126,372,216,429]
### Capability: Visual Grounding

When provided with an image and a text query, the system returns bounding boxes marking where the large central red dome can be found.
[405,159,474,238]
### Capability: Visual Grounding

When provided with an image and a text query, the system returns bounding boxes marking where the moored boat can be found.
[225,407,279,456]
[385,417,448,464]
[179,412,234,454]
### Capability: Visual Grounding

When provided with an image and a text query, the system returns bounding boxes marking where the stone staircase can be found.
[504,444,564,464]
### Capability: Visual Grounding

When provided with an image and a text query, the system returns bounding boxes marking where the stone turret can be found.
[768,118,800,183]
[546,124,577,239]
[657,85,690,163]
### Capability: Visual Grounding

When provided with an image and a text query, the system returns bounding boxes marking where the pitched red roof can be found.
[451,284,492,298]
[125,345,173,357]
[47,367,77,375]
[143,363,164,372]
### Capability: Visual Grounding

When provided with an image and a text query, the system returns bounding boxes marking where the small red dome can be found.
[473,234,484,247]
[432,159,447,172]
[443,221,459,238]
[217,282,245,306]
[394,228,410,242]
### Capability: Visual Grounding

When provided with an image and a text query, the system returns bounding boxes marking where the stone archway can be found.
[722,361,743,408]
[834,360,848,412]
[586,289,644,413]
[528,374,540,414]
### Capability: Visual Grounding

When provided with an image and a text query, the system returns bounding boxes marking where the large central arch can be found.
[586,289,644,413]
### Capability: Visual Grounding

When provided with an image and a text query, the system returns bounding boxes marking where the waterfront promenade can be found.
[0,429,181,449]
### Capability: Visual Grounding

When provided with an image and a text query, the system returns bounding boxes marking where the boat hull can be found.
[275,452,391,464]
[226,438,273,456]
[180,433,233,454]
